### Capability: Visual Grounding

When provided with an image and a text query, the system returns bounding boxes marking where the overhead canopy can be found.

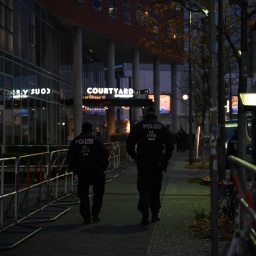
[82,98,154,107]
[64,98,154,107]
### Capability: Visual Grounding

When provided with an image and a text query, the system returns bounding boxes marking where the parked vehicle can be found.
[225,118,252,162]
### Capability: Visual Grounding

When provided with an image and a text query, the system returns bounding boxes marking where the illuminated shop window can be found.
[136,3,148,23]
[152,13,159,35]
[109,0,116,17]
[93,0,101,10]
[123,0,130,24]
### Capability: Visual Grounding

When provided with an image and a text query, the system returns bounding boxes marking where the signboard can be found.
[148,94,171,114]
[86,87,150,98]
[12,88,51,98]
[232,95,238,114]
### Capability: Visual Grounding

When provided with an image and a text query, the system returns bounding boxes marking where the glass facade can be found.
[0,0,73,145]
[123,0,130,24]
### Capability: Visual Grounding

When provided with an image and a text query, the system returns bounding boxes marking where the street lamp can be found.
[182,94,189,101]
[182,94,189,132]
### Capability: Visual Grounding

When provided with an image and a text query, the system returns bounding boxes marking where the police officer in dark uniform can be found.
[227,129,238,157]
[67,122,109,224]
[126,107,173,225]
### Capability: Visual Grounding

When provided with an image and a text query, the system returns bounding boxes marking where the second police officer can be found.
[126,107,173,225]
[67,122,109,224]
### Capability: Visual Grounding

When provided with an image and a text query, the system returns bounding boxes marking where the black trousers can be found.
[136,157,163,216]
[77,173,105,221]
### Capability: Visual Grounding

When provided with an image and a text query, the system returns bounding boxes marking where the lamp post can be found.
[188,8,193,164]
[208,0,218,255]
[182,94,189,133]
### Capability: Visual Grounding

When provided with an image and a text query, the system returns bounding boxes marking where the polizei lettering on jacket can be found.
[75,139,93,144]
[143,124,162,129]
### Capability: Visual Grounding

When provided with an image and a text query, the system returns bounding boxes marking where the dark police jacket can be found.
[126,114,173,167]
[67,131,109,176]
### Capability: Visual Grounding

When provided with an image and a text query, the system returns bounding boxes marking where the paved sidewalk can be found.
[2,152,230,256]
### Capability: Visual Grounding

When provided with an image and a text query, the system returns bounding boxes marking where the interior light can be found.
[240,93,256,107]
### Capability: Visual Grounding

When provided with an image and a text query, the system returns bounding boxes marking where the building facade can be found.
[0,0,183,145]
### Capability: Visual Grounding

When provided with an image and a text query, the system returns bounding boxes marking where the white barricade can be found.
[0,157,17,229]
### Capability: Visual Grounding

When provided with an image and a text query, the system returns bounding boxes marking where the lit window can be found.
[93,0,101,10]
[136,3,147,23]
[123,0,130,24]
[109,0,117,18]
[152,13,158,35]
[167,25,176,39]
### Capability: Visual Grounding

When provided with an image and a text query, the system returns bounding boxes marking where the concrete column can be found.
[48,103,57,144]
[153,57,160,119]
[106,39,115,141]
[133,49,141,122]
[171,63,178,133]
[73,27,83,137]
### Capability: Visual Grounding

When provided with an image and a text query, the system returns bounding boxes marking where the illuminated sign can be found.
[12,88,51,98]
[232,96,238,114]
[86,87,151,98]
[84,95,106,99]
[87,87,134,98]
[148,94,171,114]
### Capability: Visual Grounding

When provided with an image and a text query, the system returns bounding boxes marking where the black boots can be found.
[141,213,160,225]
[141,213,149,226]
[92,216,100,223]
[152,215,160,222]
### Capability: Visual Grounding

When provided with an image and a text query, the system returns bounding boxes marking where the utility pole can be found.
[218,0,226,181]
[188,7,193,164]
[238,0,249,191]
[251,30,256,166]
[208,1,218,255]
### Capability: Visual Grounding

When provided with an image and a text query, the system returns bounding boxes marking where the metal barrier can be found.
[0,151,74,228]
[16,152,51,219]
[0,157,17,229]
[0,142,122,229]
[227,156,256,255]
[0,142,125,250]
[105,142,120,170]
[0,145,68,154]
[48,149,73,200]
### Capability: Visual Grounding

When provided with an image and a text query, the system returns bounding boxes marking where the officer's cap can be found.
[82,122,92,132]
[145,107,157,119]
[146,107,156,115]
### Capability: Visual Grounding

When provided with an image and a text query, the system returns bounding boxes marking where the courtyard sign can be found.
[87,87,134,97]
[87,87,150,98]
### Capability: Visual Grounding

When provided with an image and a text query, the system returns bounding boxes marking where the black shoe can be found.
[141,214,149,226]
[92,216,100,223]
[152,215,160,222]
[84,219,91,225]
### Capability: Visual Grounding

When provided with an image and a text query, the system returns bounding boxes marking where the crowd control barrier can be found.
[0,151,73,229]
[0,157,17,229]
[227,156,256,255]
[105,142,120,170]
[49,149,72,200]
[0,142,122,230]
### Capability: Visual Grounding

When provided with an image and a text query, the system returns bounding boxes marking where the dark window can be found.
[123,0,130,24]
[93,0,101,10]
